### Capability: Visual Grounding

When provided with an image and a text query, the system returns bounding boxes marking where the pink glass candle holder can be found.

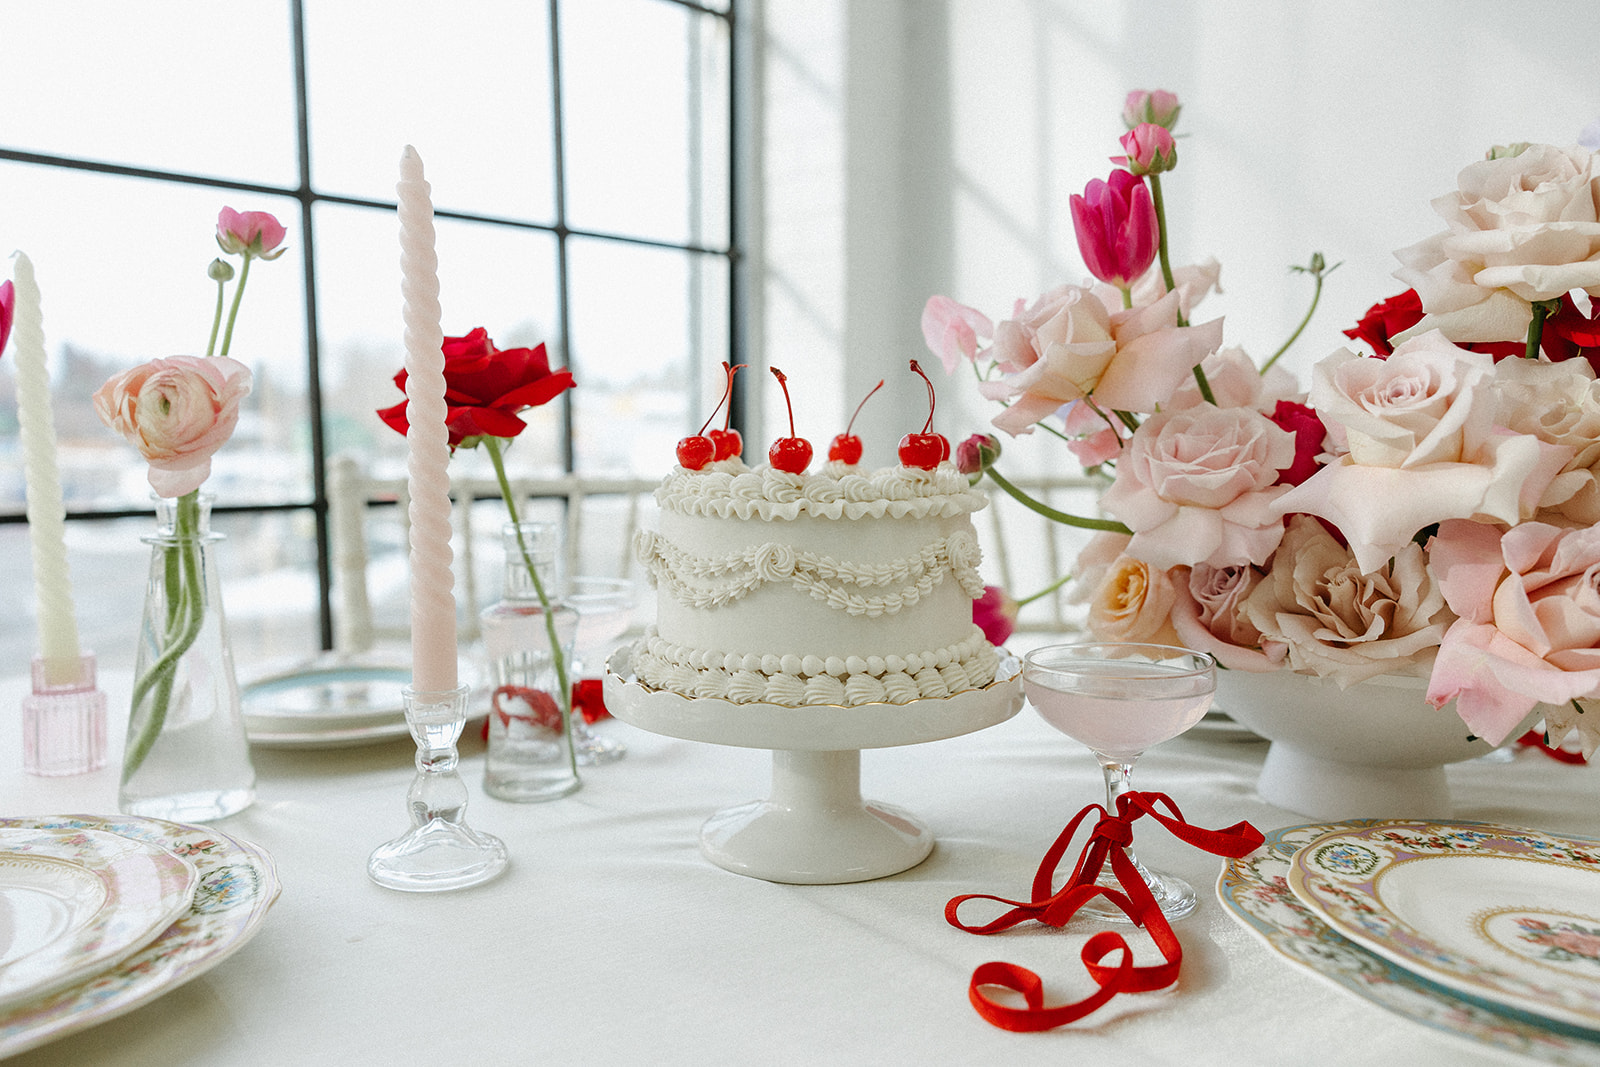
[23,653,108,776]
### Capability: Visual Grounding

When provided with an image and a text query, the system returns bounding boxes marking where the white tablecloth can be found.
[1,668,1597,1066]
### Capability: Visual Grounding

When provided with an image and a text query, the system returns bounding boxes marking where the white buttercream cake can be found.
[631,459,1000,706]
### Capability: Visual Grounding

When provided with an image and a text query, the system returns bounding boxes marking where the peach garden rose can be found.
[93,355,252,498]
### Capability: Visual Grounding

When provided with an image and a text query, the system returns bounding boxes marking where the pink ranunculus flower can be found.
[1271,332,1573,574]
[216,207,288,260]
[1393,144,1600,345]
[1098,404,1296,570]
[1070,169,1159,290]
[921,295,993,374]
[1113,122,1177,177]
[1426,518,1600,745]
[1241,515,1453,688]
[972,585,1018,646]
[979,285,1224,434]
[93,355,253,498]
[1085,553,1182,646]
[1122,90,1181,131]
[1170,562,1281,672]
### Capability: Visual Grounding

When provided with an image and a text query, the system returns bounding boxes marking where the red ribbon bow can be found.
[945,791,1263,1031]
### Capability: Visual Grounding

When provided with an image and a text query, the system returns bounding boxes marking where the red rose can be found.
[1267,399,1325,487]
[1543,296,1600,373]
[1344,289,1423,356]
[377,327,575,447]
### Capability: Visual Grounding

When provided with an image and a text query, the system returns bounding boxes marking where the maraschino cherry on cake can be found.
[633,363,1001,707]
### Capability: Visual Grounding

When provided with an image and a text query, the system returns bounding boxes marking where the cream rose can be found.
[92,355,253,498]
[1489,355,1600,524]
[1394,144,1600,344]
[1085,553,1181,645]
[1240,516,1452,688]
[1098,404,1295,569]
[1272,333,1572,574]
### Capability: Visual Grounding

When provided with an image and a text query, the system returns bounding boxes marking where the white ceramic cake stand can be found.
[603,644,1023,884]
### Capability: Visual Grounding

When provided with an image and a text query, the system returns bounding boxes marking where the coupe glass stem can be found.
[1099,755,1156,889]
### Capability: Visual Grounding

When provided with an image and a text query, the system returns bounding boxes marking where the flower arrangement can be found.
[925,91,1600,759]
[93,207,280,776]
[377,327,577,766]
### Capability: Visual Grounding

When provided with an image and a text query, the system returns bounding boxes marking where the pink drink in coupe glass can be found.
[1025,657,1214,760]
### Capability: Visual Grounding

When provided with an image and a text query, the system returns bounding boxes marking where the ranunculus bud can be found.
[1122,89,1181,131]
[1113,123,1178,177]
[207,258,235,283]
[955,432,1000,477]
[216,207,288,260]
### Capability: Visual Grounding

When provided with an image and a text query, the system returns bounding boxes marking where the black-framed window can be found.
[0,0,744,671]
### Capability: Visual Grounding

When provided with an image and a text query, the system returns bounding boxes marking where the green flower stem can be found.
[485,436,579,783]
[1149,172,1214,405]
[1015,569,1074,608]
[1525,300,1559,361]
[218,252,253,357]
[1262,255,1337,374]
[206,274,226,357]
[985,467,1131,534]
[125,491,207,778]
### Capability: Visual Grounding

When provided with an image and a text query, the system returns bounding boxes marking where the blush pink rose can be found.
[1170,562,1280,672]
[1426,518,1600,744]
[1098,404,1296,569]
[93,355,253,498]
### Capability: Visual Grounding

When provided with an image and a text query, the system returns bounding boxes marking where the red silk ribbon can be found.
[1517,730,1588,765]
[945,791,1263,1031]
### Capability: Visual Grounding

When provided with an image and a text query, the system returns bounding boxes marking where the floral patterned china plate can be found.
[0,827,198,1014]
[1290,821,1600,1033]
[0,815,281,1059]
[1218,821,1600,1067]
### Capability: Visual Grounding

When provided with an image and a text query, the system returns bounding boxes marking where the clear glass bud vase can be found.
[481,522,580,801]
[119,493,256,821]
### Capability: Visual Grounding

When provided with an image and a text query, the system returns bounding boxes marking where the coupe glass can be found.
[565,577,636,764]
[1021,642,1216,923]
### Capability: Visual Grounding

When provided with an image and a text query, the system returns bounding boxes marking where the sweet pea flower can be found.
[1426,519,1600,745]
[1271,333,1573,574]
[1240,516,1452,688]
[215,207,288,261]
[978,284,1223,433]
[1098,404,1297,570]
[921,296,993,374]
[93,355,253,498]
[1392,144,1600,345]
[972,585,1018,646]
[1070,169,1159,290]
[0,279,13,358]
[1122,89,1181,131]
[1061,400,1122,468]
[1113,123,1178,177]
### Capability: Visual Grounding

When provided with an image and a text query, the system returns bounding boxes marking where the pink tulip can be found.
[921,295,993,374]
[1122,90,1181,131]
[1113,123,1178,177]
[216,207,288,260]
[1070,169,1159,290]
[0,279,12,358]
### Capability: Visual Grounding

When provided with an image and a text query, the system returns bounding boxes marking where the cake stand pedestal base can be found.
[701,749,931,883]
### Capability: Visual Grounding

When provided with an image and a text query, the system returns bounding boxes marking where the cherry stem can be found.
[909,359,936,434]
[771,366,797,436]
[721,361,746,430]
[845,379,884,436]
[697,361,746,436]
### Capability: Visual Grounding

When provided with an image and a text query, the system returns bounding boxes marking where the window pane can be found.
[0,1,298,186]
[567,238,728,476]
[0,164,309,514]
[563,0,731,247]
[305,0,556,223]
[313,203,563,483]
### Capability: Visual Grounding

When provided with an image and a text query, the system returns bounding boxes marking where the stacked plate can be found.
[0,814,280,1058]
[1220,819,1600,1066]
[242,659,412,747]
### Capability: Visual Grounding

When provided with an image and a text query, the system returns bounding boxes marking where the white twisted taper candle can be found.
[398,146,458,692]
[12,252,83,685]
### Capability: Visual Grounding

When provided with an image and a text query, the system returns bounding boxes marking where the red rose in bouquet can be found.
[378,327,574,446]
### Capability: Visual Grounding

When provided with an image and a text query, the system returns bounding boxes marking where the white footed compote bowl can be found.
[604,644,1023,884]
[1021,642,1217,923]
[566,577,637,765]
[368,685,508,892]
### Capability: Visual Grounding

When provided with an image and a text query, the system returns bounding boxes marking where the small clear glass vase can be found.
[481,522,580,801]
[119,493,256,821]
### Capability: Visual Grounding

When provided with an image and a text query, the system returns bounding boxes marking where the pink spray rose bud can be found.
[1122,90,1181,131]
[216,207,288,260]
[1113,123,1178,177]
[93,354,253,498]
[1070,169,1159,290]
[955,432,1001,477]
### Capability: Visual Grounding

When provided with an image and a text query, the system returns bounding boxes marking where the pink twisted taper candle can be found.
[12,252,83,685]
[398,146,458,692]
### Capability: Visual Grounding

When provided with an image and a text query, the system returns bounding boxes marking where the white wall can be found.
[761,0,1600,474]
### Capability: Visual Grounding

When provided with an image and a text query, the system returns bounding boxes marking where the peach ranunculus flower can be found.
[1489,355,1600,525]
[1425,518,1600,749]
[1097,403,1295,570]
[1271,332,1573,574]
[93,355,253,498]
[1084,553,1182,646]
[1240,516,1453,688]
[977,283,1224,434]
[1170,561,1280,672]
[1393,144,1600,345]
